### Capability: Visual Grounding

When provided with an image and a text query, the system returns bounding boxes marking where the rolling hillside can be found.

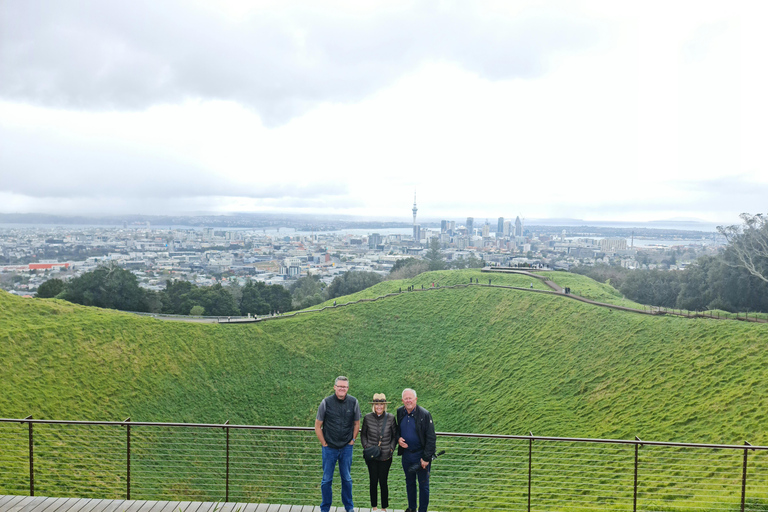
[1,270,766,445]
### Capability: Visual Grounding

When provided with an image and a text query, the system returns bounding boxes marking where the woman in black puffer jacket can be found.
[361,393,398,511]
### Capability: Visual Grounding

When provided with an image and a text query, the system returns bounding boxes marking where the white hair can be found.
[402,388,417,399]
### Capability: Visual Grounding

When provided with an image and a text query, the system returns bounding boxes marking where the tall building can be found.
[466,217,474,235]
[368,233,382,249]
[503,220,512,236]
[441,220,448,233]
[514,216,523,237]
[600,238,628,253]
[482,223,490,237]
[412,194,419,244]
[497,217,504,234]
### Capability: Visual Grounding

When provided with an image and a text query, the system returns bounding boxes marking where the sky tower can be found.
[412,193,418,225]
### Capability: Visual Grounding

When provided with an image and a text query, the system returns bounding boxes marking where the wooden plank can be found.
[192,502,221,512]
[3,495,38,512]
[265,505,281,512]
[70,500,103,512]
[52,498,90,512]
[151,501,180,512]
[120,500,148,512]
[134,501,163,512]
[88,499,127,512]
[251,504,270,512]
[19,496,59,512]
[173,501,201,512]
[235,504,263,512]
[0,496,23,509]
[148,501,178,512]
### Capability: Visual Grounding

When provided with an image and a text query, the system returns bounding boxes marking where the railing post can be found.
[25,415,34,496]
[741,441,751,512]
[634,437,641,512]
[224,420,230,502]
[528,432,533,512]
[125,417,131,500]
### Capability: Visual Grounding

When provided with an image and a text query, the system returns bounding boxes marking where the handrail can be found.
[2,418,767,511]
[2,418,766,450]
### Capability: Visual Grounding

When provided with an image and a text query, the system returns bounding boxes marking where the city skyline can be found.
[1,1,766,225]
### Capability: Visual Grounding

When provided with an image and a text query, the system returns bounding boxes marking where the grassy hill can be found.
[2,269,766,444]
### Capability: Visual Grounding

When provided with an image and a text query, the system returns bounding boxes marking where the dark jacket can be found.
[361,411,398,460]
[396,405,436,460]
[320,394,359,449]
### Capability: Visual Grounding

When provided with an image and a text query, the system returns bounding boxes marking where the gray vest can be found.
[322,395,358,449]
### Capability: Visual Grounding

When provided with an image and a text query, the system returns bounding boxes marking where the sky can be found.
[1,0,766,226]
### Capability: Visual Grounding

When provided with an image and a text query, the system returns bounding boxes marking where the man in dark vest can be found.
[315,375,361,512]
[397,388,436,512]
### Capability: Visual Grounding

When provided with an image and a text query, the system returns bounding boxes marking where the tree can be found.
[194,283,240,316]
[718,213,768,284]
[240,280,292,315]
[424,238,446,270]
[388,260,428,280]
[161,280,196,314]
[289,276,326,309]
[390,258,419,274]
[59,264,150,312]
[36,278,65,298]
[190,305,205,316]
[326,271,383,299]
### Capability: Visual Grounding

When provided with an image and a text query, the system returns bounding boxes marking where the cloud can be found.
[0,0,601,126]
[0,123,349,200]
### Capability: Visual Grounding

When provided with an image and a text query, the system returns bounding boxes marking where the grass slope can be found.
[2,272,766,445]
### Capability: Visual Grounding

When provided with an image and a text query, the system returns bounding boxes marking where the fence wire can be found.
[1,419,767,512]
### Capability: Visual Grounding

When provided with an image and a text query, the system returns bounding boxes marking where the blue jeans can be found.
[402,451,430,512]
[321,444,354,512]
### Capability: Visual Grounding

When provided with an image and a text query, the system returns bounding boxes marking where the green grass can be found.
[1,270,767,507]
[2,276,766,440]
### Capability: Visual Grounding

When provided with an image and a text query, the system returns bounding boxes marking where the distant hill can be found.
[2,269,766,445]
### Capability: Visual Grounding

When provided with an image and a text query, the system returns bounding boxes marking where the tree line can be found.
[35,264,386,316]
[572,214,768,313]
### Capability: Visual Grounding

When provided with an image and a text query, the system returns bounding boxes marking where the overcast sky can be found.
[1,0,766,225]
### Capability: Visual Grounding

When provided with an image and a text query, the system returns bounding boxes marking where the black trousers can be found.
[366,457,393,508]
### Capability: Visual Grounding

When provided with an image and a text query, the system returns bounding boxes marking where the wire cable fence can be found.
[1,419,767,511]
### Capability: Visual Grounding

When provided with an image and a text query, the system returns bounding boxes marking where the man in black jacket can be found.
[396,388,436,512]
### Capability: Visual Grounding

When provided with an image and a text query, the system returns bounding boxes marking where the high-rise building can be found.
[466,217,474,235]
[413,224,421,241]
[514,216,523,237]
[497,217,504,234]
[503,220,512,236]
[600,238,627,253]
[368,233,382,249]
[441,220,448,233]
[482,223,490,237]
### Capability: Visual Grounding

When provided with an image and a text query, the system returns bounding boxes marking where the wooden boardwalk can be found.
[0,496,405,512]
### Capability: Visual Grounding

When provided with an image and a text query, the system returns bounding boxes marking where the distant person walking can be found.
[361,393,398,511]
[315,376,361,512]
[397,388,437,512]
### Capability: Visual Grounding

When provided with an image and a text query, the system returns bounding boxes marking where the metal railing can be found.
[1,418,767,511]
